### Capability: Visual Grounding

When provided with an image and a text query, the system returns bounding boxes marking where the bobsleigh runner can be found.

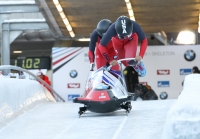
[73,58,141,117]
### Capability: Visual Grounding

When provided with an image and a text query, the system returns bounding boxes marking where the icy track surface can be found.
[0,100,175,139]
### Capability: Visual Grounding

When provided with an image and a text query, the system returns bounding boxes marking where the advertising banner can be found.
[52,46,200,101]
[52,47,89,101]
[141,45,199,99]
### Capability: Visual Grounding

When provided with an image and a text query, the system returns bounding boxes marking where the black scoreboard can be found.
[10,57,51,69]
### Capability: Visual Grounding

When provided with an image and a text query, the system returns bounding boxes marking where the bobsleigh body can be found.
[73,66,134,116]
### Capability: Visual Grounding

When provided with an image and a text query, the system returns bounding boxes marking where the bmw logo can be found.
[69,70,78,78]
[160,92,168,100]
[184,49,196,61]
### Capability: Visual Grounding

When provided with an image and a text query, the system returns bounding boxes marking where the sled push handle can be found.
[107,57,137,70]
[117,57,136,62]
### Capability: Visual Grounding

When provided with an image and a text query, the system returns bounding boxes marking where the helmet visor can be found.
[118,34,131,39]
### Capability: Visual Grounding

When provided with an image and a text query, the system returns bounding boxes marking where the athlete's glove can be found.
[89,63,95,71]
[109,55,118,66]
[109,60,118,66]
[135,55,142,62]
[128,55,142,66]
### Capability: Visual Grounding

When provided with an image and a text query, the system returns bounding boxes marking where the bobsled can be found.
[73,58,137,117]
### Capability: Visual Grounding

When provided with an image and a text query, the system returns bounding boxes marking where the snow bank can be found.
[0,78,55,128]
[162,74,200,139]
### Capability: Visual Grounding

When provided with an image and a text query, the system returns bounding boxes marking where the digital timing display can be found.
[10,57,51,69]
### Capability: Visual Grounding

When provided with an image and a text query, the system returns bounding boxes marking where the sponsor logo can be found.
[121,19,127,34]
[129,37,133,40]
[184,49,196,61]
[157,81,170,87]
[139,82,148,85]
[68,94,80,101]
[113,55,118,59]
[157,70,170,75]
[180,69,192,75]
[160,92,168,99]
[152,51,175,56]
[102,52,110,61]
[99,93,106,99]
[69,70,78,78]
[67,83,80,88]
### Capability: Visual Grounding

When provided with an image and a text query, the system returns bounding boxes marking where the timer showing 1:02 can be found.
[10,57,51,69]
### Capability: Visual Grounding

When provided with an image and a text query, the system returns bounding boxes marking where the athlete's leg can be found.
[124,33,138,65]
[106,41,120,70]
[112,37,127,66]
[95,45,107,69]
[124,33,146,77]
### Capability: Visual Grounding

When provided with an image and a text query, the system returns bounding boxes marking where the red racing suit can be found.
[39,75,54,98]
[98,20,148,66]
[88,29,119,70]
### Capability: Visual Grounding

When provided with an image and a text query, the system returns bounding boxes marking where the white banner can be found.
[52,47,90,101]
[141,45,199,99]
[52,46,200,101]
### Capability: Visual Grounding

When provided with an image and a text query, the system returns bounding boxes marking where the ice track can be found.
[0,100,175,139]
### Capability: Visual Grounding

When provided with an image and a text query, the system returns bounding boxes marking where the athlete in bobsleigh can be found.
[73,17,147,117]
[88,19,120,71]
[97,15,147,77]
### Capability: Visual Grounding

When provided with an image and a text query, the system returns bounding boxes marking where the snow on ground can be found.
[0,78,55,128]
[0,100,175,139]
[162,74,200,139]
[1,74,200,139]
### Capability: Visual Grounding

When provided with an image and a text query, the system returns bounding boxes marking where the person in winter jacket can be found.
[37,71,54,98]
[192,66,200,74]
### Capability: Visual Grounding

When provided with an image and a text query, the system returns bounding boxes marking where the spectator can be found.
[36,71,54,98]
[134,84,158,100]
[181,66,200,89]
[123,66,158,100]
[19,71,26,79]
[192,66,200,74]
[37,71,51,86]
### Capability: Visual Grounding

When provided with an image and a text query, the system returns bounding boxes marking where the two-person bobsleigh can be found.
[73,58,146,117]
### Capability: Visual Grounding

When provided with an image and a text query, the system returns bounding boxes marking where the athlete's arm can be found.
[88,30,99,63]
[98,23,117,63]
[133,21,148,58]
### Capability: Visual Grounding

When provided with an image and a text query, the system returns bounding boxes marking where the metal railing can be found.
[0,65,65,102]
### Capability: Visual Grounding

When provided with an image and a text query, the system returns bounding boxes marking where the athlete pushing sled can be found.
[73,58,146,117]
